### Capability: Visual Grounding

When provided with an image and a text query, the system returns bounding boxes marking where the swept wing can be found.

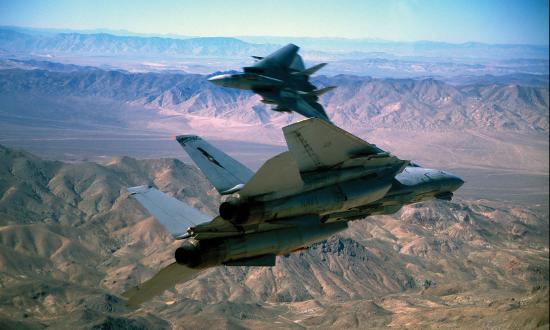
[239,118,408,198]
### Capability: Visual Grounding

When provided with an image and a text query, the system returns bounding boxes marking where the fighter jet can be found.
[208,44,335,122]
[122,118,463,306]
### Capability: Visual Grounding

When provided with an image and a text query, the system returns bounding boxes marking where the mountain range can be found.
[0,28,277,58]
[0,145,547,329]
[1,27,548,78]
[0,49,547,329]
[0,67,547,133]
[2,27,548,60]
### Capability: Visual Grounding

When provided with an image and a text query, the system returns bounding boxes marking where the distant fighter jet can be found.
[122,118,463,306]
[208,44,335,122]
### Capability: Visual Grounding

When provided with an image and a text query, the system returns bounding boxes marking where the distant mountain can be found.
[446,73,550,88]
[0,67,547,132]
[0,28,277,57]
[1,27,548,61]
[0,145,547,328]
[0,25,194,39]
[241,36,550,60]
[318,75,549,131]
[2,27,548,78]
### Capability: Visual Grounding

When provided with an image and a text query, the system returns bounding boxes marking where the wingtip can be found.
[175,135,200,146]
[127,185,152,195]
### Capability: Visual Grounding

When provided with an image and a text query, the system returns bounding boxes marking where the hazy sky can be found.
[1,0,548,44]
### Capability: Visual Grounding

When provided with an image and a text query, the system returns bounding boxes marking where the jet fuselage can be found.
[177,166,463,269]
[123,117,465,306]
[219,165,462,224]
[207,43,333,121]
[208,69,314,93]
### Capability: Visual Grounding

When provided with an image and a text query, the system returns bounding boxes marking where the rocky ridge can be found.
[0,145,547,329]
[0,68,547,132]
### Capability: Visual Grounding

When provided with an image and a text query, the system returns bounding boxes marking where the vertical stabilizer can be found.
[176,135,254,195]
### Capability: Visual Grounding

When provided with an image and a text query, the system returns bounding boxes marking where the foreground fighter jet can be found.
[208,44,335,122]
[122,118,463,306]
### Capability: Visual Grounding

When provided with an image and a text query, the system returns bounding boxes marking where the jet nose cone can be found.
[445,173,465,192]
[207,74,232,85]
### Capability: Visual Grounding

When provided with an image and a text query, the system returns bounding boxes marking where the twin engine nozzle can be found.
[174,239,224,268]
[218,197,250,224]
[175,241,202,267]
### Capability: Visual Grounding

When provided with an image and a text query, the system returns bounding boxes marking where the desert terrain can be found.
[0,29,548,329]
[0,145,547,329]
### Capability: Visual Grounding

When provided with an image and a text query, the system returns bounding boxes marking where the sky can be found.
[1,0,548,44]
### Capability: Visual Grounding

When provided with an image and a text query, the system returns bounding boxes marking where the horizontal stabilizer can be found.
[251,56,264,60]
[122,262,204,307]
[176,135,254,195]
[127,185,211,239]
[294,97,331,122]
[311,85,336,96]
[260,99,276,104]
[293,62,327,76]
[273,106,292,113]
